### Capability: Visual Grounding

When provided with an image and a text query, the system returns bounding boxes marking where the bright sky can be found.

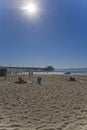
[0,0,87,68]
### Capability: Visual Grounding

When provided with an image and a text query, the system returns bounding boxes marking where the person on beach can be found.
[31,72,33,76]
[4,71,7,79]
[29,72,31,77]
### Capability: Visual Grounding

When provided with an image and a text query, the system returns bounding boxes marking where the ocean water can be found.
[34,68,87,75]
[55,68,87,75]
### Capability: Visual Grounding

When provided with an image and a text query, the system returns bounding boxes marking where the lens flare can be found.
[21,2,38,15]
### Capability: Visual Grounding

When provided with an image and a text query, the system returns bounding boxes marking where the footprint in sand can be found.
[0,129,7,130]
[63,119,87,130]
[40,128,56,130]
[36,126,57,130]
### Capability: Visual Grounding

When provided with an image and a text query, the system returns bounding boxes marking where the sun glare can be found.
[21,2,38,16]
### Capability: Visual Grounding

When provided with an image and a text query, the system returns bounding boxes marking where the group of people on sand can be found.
[29,72,33,77]
[4,71,33,80]
[3,71,42,85]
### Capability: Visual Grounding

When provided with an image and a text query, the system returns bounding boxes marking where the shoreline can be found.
[15,71,87,75]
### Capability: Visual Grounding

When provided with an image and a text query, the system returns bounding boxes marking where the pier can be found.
[0,66,55,74]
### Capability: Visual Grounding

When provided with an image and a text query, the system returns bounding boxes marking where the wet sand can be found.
[0,74,87,130]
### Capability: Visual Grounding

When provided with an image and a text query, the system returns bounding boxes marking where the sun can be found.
[21,2,38,15]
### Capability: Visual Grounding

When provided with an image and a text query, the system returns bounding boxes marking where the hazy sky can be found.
[0,0,87,68]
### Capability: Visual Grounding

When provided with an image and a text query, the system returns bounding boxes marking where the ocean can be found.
[55,68,87,74]
[34,68,87,75]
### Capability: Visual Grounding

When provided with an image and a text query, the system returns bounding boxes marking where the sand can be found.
[0,74,87,130]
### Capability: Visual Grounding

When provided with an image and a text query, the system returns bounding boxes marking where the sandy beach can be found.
[0,74,87,130]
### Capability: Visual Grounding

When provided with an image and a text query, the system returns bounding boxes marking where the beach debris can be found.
[37,77,42,85]
[69,77,76,81]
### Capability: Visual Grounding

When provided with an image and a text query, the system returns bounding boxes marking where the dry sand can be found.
[0,74,87,130]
